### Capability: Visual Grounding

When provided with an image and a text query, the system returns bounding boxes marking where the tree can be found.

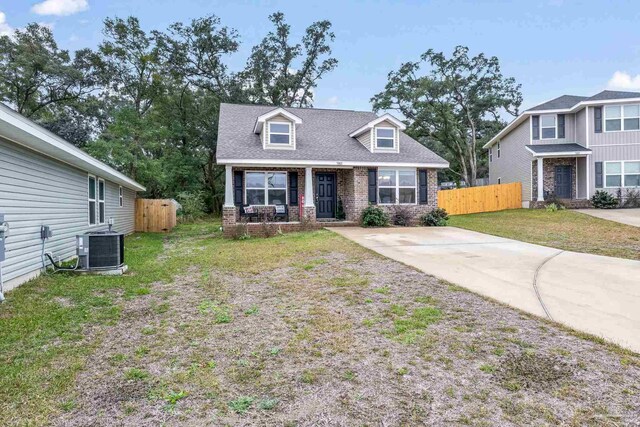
[372,46,522,186]
[241,12,338,107]
[0,23,102,119]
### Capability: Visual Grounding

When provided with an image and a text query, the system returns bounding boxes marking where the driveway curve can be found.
[331,226,640,353]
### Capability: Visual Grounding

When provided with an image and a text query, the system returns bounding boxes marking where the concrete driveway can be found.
[579,208,640,227]
[332,227,640,353]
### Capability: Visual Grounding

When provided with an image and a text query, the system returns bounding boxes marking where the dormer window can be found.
[269,122,291,145]
[376,127,395,149]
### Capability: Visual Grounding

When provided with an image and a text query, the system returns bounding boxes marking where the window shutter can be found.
[532,115,540,140]
[289,172,298,206]
[367,169,377,204]
[594,107,603,133]
[557,114,565,138]
[233,171,243,206]
[595,162,603,188]
[418,169,428,204]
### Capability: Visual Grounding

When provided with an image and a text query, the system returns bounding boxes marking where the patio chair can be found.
[273,204,288,222]
[240,205,259,223]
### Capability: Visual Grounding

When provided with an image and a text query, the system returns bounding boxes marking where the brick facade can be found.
[222,166,440,235]
[531,157,578,200]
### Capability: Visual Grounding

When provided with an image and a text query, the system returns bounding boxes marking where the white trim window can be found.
[489,147,493,162]
[245,171,287,205]
[119,186,124,207]
[605,105,640,132]
[605,161,640,188]
[378,169,417,204]
[98,178,106,224]
[268,122,291,145]
[88,175,97,225]
[375,127,396,149]
[541,114,557,139]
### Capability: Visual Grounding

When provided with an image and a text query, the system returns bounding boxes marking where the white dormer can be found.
[349,113,406,153]
[254,107,302,150]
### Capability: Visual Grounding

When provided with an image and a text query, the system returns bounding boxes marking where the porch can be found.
[527,143,592,207]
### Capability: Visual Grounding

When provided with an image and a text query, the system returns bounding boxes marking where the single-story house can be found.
[485,90,640,207]
[216,103,449,234]
[0,103,145,291]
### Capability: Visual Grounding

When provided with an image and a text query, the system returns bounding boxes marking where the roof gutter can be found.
[217,158,450,169]
[0,103,145,191]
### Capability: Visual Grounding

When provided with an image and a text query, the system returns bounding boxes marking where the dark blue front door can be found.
[315,173,336,219]
[554,165,572,199]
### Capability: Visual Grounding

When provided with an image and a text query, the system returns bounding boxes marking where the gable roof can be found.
[485,89,640,149]
[253,107,303,133]
[348,113,406,138]
[216,103,448,168]
[0,103,145,191]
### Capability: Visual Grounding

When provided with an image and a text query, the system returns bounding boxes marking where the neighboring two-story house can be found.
[216,103,449,233]
[484,90,640,207]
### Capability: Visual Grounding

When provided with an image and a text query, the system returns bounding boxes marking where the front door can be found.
[554,165,572,199]
[315,173,336,219]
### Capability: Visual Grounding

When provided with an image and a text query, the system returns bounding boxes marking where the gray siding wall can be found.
[0,136,137,291]
[489,118,533,202]
[590,101,640,146]
[575,108,586,145]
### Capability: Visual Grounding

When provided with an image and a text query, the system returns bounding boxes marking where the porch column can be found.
[224,164,234,207]
[304,167,315,207]
[537,157,544,201]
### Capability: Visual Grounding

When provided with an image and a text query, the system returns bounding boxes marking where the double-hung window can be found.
[269,122,291,145]
[605,161,640,188]
[88,175,97,225]
[540,115,557,139]
[375,127,395,149]
[119,186,124,207]
[378,169,416,204]
[98,179,105,224]
[245,172,287,205]
[605,105,640,132]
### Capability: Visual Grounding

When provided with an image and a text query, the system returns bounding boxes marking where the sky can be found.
[2,0,640,113]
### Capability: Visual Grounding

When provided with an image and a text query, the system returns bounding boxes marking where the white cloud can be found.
[327,96,339,108]
[0,11,14,36]
[31,0,89,17]
[607,71,640,91]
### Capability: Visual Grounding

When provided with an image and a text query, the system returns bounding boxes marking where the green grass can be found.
[449,209,640,260]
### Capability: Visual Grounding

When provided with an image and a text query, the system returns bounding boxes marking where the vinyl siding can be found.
[488,118,533,202]
[590,101,640,146]
[0,136,136,291]
[589,144,640,197]
[532,113,577,145]
[356,130,372,151]
[575,108,587,145]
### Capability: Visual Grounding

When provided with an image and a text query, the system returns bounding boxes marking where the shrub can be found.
[620,189,640,208]
[176,191,206,222]
[391,205,414,226]
[545,203,564,212]
[228,221,250,240]
[361,205,389,227]
[420,208,449,226]
[544,193,566,209]
[591,190,619,209]
[336,198,346,220]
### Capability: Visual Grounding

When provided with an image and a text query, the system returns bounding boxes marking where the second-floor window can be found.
[375,127,396,149]
[269,122,291,144]
[604,105,640,132]
[489,148,493,162]
[497,142,501,158]
[541,115,557,139]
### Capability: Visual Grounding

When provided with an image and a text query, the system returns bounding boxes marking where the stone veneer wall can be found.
[531,158,577,200]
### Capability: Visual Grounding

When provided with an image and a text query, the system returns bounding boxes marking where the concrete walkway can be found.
[578,208,640,227]
[332,227,640,353]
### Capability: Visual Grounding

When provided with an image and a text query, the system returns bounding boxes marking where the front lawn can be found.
[449,209,640,260]
[0,221,639,426]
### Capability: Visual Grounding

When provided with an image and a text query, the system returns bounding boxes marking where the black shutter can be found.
[557,114,565,138]
[233,171,243,206]
[289,172,298,206]
[532,115,540,140]
[418,169,428,204]
[367,169,377,204]
[594,107,603,133]
[595,162,603,188]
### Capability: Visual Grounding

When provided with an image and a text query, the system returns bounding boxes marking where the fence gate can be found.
[135,199,177,232]
[437,182,522,215]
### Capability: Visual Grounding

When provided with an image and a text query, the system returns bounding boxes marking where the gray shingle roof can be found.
[525,143,591,154]
[216,103,448,166]
[586,90,640,101]
[527,95,588,111]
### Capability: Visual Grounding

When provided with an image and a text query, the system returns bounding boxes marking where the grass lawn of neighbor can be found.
[0,220,639,426]
[449,208,640,261]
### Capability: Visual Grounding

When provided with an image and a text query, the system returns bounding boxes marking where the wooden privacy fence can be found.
[135,199,177,232]
[437,182,522,215]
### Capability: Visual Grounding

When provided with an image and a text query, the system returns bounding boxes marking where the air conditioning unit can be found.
[76,231,125,270]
